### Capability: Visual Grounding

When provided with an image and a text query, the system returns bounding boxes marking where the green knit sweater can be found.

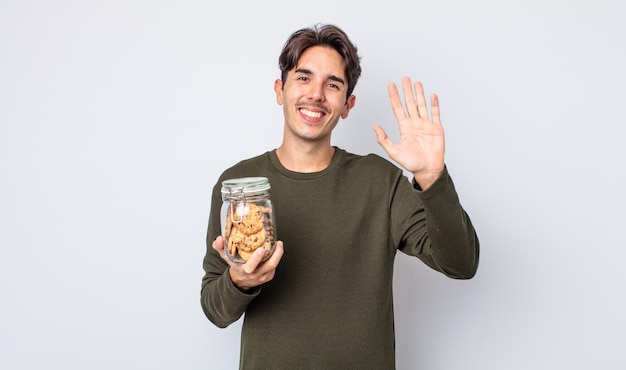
[201,148,479,369]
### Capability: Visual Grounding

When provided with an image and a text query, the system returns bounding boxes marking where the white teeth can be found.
[301,108,322,118]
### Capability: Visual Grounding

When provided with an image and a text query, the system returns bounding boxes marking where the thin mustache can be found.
[296,103,330,114]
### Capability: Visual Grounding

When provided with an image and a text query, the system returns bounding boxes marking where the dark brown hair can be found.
[278,24,362,97]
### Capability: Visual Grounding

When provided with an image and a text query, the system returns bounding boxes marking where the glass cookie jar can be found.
[220,177,276,264]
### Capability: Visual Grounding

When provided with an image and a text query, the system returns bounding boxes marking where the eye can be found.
[297,76,309,82]
[326,82,342,91]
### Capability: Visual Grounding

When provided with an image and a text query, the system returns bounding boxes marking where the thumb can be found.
[373,125,394,154]
[243,247,267,269]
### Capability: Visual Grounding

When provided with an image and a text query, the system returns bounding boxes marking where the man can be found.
[201,23,479,369]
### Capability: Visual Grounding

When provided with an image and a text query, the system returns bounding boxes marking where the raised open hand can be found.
[374,77,445,189]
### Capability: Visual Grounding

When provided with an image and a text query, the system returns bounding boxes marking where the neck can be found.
[275,143,335,173]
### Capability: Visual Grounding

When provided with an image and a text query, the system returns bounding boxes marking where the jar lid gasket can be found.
[221,177,270,195]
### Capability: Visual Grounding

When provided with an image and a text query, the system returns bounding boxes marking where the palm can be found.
[375,77,445,180]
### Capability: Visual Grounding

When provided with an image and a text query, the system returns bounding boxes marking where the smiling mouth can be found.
[300,108,323,119]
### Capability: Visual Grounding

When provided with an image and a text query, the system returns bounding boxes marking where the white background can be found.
[1,1,625,369]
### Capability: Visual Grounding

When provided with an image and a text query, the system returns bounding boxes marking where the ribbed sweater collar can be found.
[268,147,345,180]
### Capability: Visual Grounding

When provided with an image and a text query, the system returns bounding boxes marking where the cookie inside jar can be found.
[221,177,276,263]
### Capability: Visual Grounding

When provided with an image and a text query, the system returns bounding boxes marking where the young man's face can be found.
[274,45,356,144]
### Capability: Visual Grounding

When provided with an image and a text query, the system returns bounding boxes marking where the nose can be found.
[307,82,325,102]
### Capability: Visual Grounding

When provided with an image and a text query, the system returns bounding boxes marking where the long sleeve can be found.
[395,167,480,279]
[199,149,479,368]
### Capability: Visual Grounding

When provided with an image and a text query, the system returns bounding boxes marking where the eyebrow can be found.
[294,68,346,86]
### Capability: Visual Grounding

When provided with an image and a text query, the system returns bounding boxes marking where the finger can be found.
[414,81,429,120]
[212,235,225,252]
[431,94,441,125]
[373,125,397,158]
[242,248,265,273]
[373,125,388,142]
[401,76,419,118]
[253,241,284,283]
[387,82,407,121]
[266,240,284,268]
[212,236,231,262]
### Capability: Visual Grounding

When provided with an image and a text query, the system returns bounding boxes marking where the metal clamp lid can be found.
[221,177,270,198]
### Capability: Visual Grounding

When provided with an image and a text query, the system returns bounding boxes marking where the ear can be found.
[341,95,356,119]
[274,79,284,105]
